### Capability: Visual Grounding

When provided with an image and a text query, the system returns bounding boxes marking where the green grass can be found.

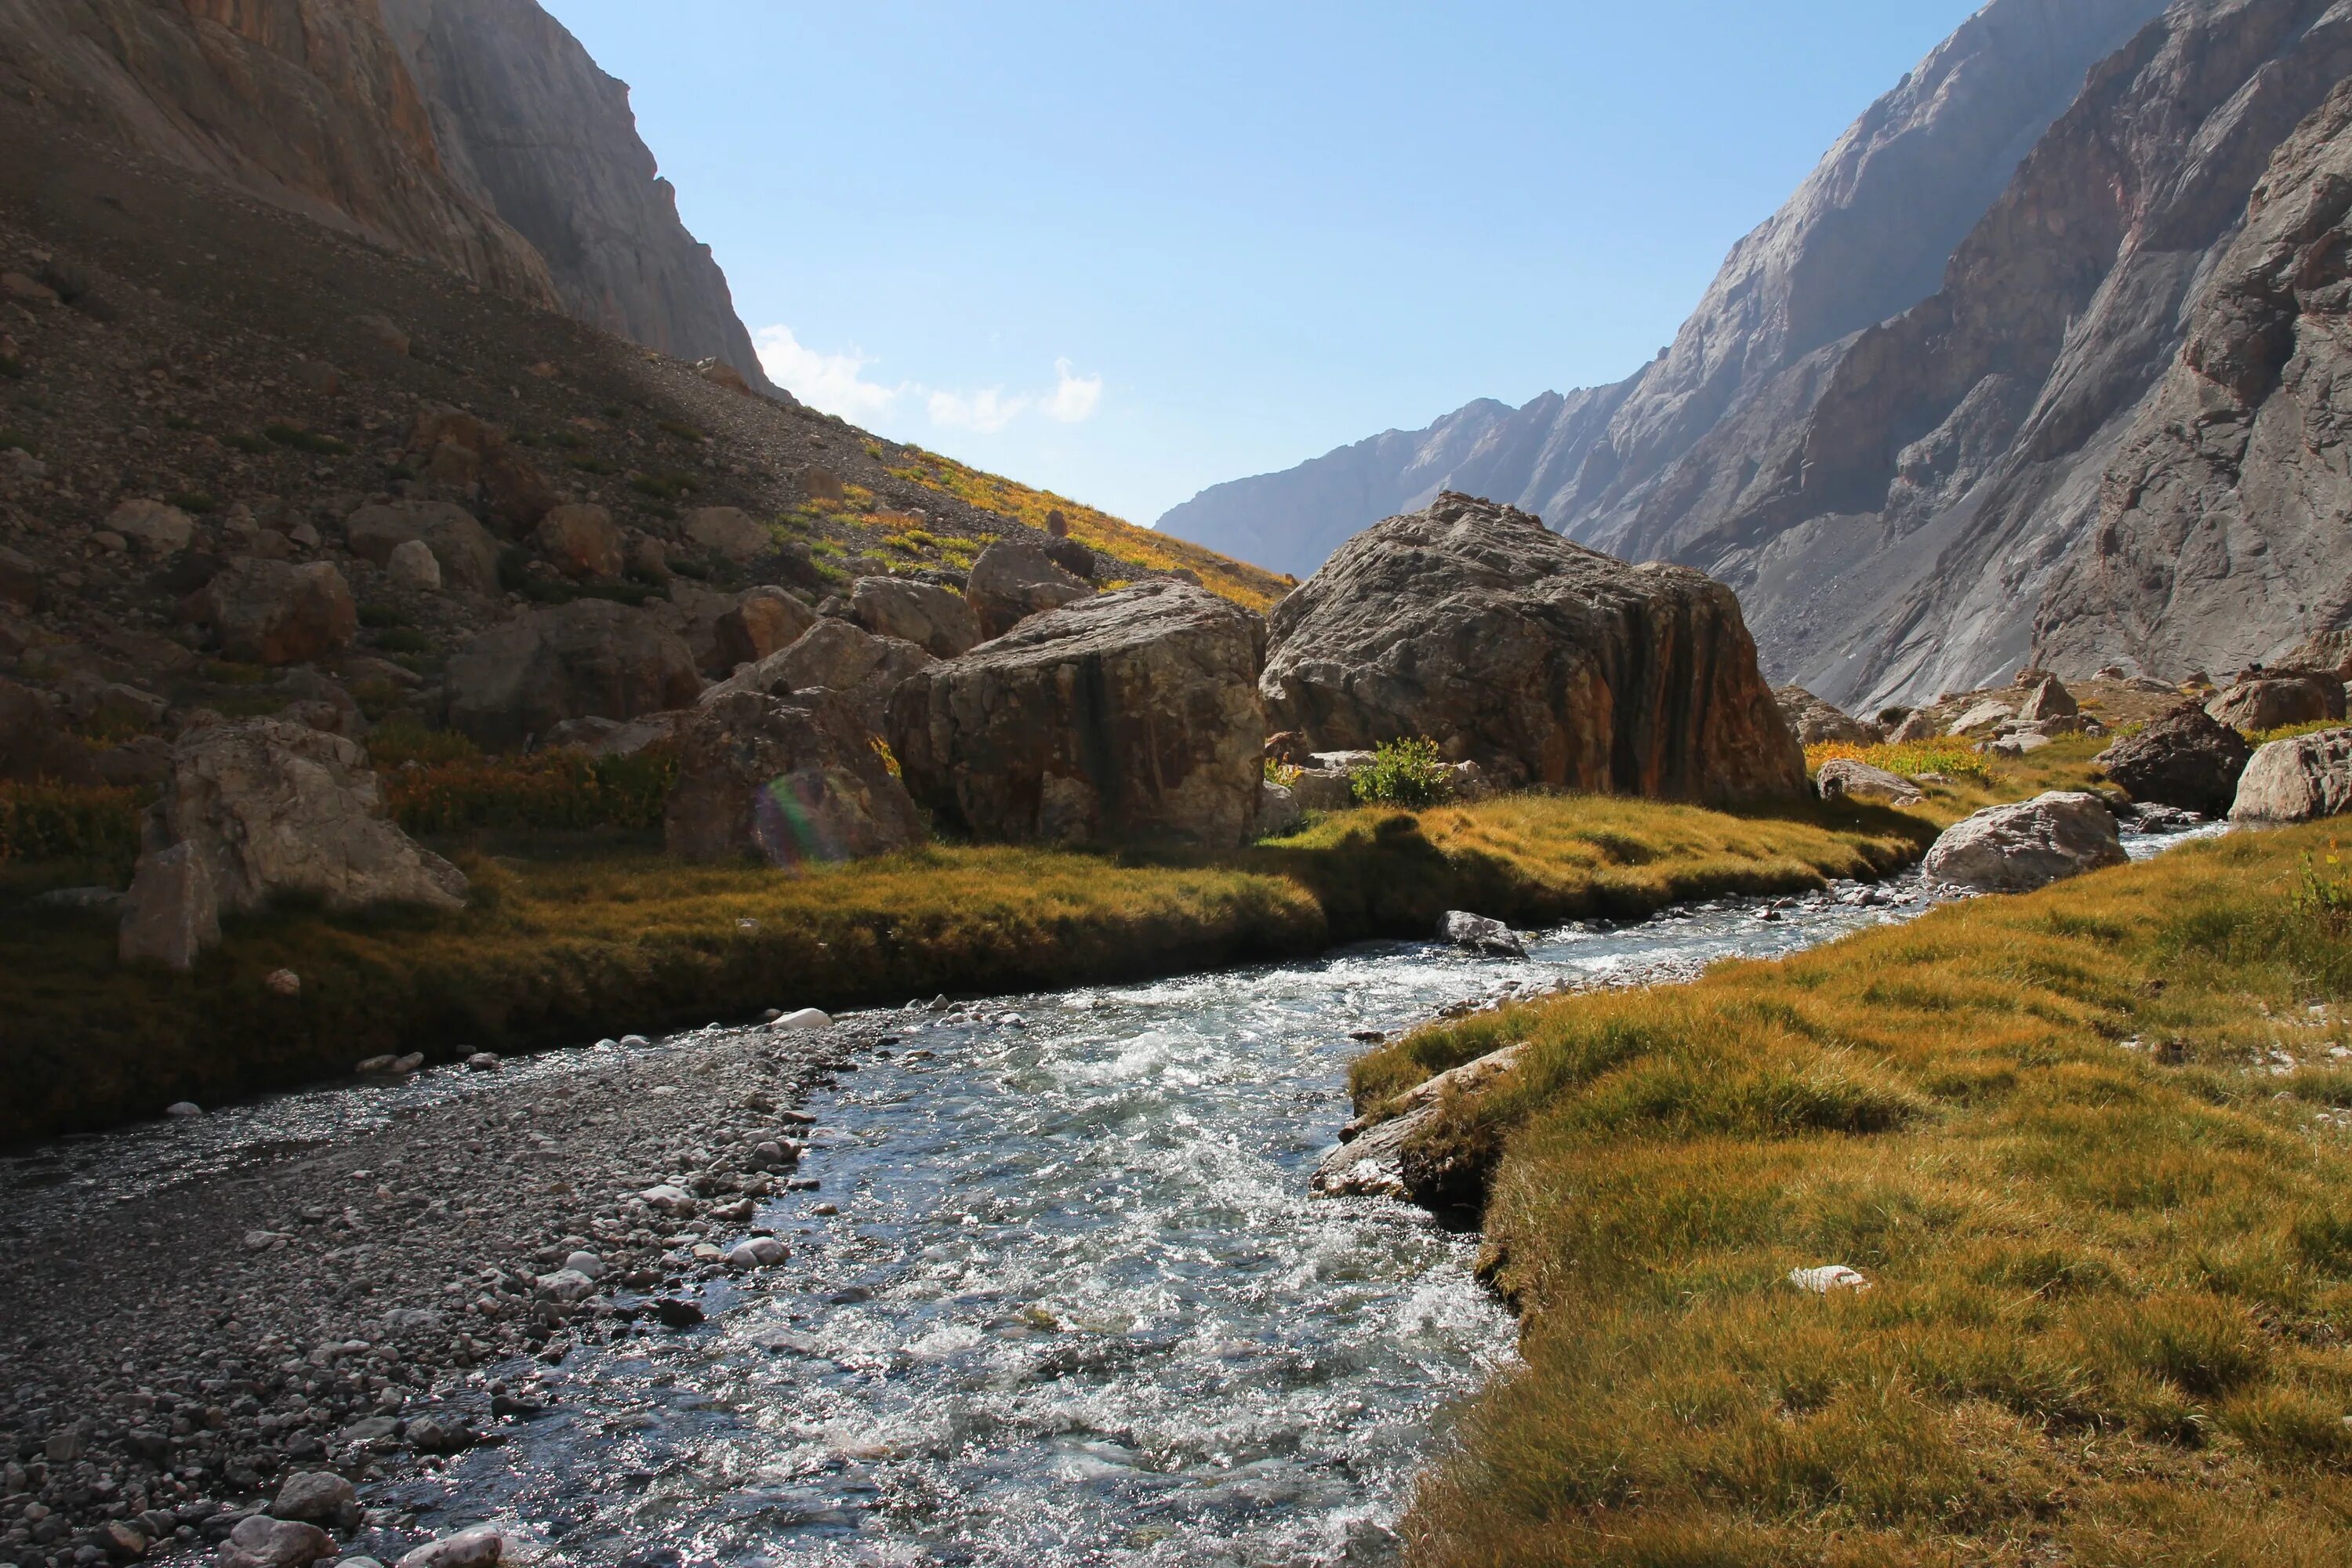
[2249,718,2350,747]
[0,790,1926,1144]
[1356,822,2352,1566]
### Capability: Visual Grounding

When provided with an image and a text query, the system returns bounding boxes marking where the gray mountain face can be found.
[1158,0,2190,701]
[378,0,777,394]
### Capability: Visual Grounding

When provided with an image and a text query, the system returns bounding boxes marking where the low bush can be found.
[2249,717,2349,747]
[1351,736,1452,807]
[1806,736,1994,786]
[0,782,143,869]
[382,745,679,836]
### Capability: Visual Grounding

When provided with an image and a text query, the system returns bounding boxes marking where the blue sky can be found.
[540,2,1983,524]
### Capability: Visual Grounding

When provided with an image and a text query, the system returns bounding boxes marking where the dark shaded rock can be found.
[447,599,702,750]
[848,575,979,658]
[193,559,358,666]
[702,618,935,739]
[714,586,817,670]
[1261,494,1804,801]
[0,676,99,784]
[344,502,501,594]
[663,690,925,864]
[965,538,1093,639]
[889,580,1266,847]
[2094,702,2252,816]
[1775,685,1873,746]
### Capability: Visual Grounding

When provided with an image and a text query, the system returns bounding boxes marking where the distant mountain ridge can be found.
[0,0,775,392]
[1163,0,2352,707]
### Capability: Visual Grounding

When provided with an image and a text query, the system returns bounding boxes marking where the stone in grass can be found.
[1438,910,1525,958]
[1789,1265,1871,1294]
[1920,791,2126,894]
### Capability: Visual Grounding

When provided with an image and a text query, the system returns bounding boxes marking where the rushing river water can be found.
[2,820,2222,1566]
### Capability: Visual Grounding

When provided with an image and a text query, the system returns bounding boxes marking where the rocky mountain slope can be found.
[0,0,772,391]
[0,98,1281,776]
[1167,0,2352,706]
[377,0,775,392]
[1160,0,2169,585]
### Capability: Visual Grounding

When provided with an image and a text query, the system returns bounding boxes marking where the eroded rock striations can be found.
[889,581,1266,847]
[1260,494,1804,802]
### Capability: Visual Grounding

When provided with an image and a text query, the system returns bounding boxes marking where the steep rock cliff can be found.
[1157,0,2168,592]
[0,0,555,303]
[2034,75,2352,677]
[378,0,776,393]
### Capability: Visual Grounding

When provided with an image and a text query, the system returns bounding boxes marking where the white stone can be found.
[387,537,442,592]
[1788,1265,1871,1294]
[768,1007,833,1032]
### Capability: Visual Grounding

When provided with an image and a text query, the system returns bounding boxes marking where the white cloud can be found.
[756,324,1104,436]
[1046,358,1103,423]
[753,324,904,421]
[927,387,1030,434]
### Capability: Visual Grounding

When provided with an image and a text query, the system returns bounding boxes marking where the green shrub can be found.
[0,354,22,379]
[168,491,216,514]
[628,472,702,501]
[568,454,618,475]
[658,419,706,444]
[223,432,271,455]
[1351,736,1451,808]
[358,603,407,630]
[370,628,430,655]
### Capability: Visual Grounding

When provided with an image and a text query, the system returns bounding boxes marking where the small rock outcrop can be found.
[1312,1044,1526,1200]
[2093,702,2250,816]
[849,575,981,658]
[445,599,702,750]
[702,618,935,738]
[2205,673,2347,735]
[1439,910,1526,958]
[2015,677,2078,722]
[2230,728,2352,824]
[965,538,1094,639]
[663,690,925,863]
[889,581,1266,847]
[1920,791,2127,893]
[193,560,358,666]
[713,586,816,670]
[681,506,771,563]
[533,503,623,579]
[1261,495,1804,802]
[1775,686,1873,746]
[344,501,500,594]
[121,719,466,967]
[1814,758,1924,807]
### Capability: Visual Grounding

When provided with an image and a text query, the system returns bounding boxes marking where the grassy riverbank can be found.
[0,789,1930,1145]
[1361,822,2352,1564]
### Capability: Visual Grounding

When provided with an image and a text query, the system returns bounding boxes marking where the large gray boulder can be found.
[2093,702,2249,816]
[2230,728,2352,824]
[2205,672,2347,735]
[850,575,980,658]
[446,599,702,751]
[192,559,358,666]
[664,690,926,863]
[1261,494,1805,802]
[1921,791,2127,892]
[343,502,500,594]
[889,580,1265,847]
[1775,686,1873,746]
[965,538,1093,639]
[119,719,466,967]
[1815,758,1922,807]
[700,618,935,739]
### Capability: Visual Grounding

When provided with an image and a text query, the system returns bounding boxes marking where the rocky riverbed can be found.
[0,1009,897,1565]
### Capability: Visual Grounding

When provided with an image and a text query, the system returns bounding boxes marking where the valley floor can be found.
[2,788,1931,1145]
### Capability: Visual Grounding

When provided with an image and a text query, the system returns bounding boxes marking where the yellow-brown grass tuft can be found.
[1385,822,2352,1566]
